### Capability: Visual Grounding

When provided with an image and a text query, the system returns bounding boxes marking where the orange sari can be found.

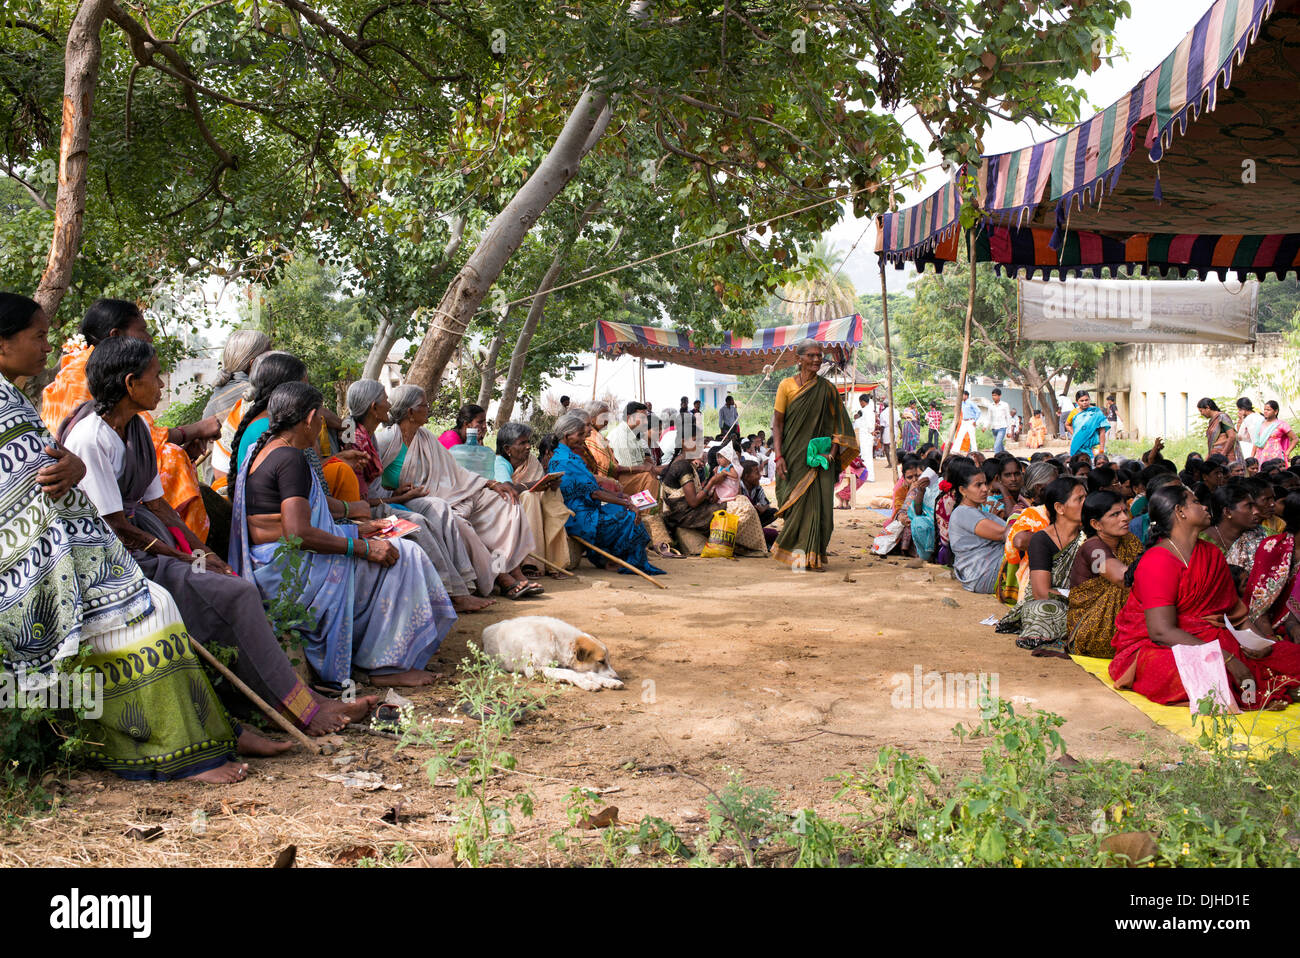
[42,346,209,541]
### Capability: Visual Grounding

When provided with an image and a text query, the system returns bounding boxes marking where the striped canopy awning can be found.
[594,315,864,375]
[876,0,1300,280]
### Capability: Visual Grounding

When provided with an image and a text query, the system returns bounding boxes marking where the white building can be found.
[532,351,739,417]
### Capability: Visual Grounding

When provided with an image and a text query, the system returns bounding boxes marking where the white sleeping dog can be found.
[480,616,624,691]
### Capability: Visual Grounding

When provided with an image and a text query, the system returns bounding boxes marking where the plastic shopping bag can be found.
[700,509,739,558]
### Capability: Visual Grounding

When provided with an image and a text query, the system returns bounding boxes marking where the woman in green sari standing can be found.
[771,340,858,571]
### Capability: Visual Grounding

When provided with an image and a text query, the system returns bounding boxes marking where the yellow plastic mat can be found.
[1071,655,1300,756]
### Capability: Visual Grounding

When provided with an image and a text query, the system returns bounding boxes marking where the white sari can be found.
[374,425,534,579]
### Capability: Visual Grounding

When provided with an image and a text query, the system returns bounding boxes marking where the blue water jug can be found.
[450,427,496,479]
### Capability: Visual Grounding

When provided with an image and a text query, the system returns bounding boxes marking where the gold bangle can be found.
[143,537,159,554]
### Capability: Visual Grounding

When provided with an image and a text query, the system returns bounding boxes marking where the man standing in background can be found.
[925,401,943,447]
[987,388,1012,455]
[719,394,740,443]
[954,390,980,454]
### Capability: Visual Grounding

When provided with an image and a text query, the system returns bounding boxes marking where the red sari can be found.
[1109,540,1300,708]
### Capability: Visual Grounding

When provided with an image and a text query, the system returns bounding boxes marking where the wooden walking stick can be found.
[569,535,669,589]
[528,551,575,577]
[188,637,330,755]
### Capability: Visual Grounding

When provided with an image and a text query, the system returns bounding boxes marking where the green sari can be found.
[772,374,858,570]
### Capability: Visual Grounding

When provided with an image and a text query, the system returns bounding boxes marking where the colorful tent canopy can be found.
[593,315,864,375]
[876,0,1300,281]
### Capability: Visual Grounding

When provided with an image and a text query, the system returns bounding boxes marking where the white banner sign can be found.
[1018,279,1257,344]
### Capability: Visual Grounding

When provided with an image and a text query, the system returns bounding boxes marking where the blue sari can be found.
[228,448,456,687]
[909,480,941,561]
[551,444,663,575]
[1069,406,1108,456]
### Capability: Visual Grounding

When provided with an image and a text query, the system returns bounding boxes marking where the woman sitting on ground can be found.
[996,461,1059,606]
[230,382,457,688]
[440,402,487,449]
[997,476,1086,652]
[550,413,665,575]
[495,420,574,577]
[1109,482,1300,710]
[42,297,215,539]
[60,336,374,735]
[375,385,541,599]
[583,400,662,499]
[1067,490,1141,658]
[1201,481,1261,592]
[0,293,259,783]
[342,380,493,612]
[1244,492,1300,644]
[204,328,271,485]
[947,460,1009,594]
[659,437,758,553]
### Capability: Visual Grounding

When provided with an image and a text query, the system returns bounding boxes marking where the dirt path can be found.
[1,459,1180,867]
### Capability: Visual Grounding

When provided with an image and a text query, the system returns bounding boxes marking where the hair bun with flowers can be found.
[939,479,953,493]
[61,333,89,355]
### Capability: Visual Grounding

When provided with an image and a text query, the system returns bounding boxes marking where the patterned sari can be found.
[586,429,658,498]
[229,450,456,687]
[1067,533,1142,658]
[771,374,858,569]
[1256,418,1294,463]
[997,505,1049,605]
[1110,541,1300,707]
[997,532,1082,647]
[1244,533,1300,632]
[42,345,209,539]
[1205,411,1240,462]
[1,375,236,778]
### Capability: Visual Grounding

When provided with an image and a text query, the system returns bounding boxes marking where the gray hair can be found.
[387,384,426,425]
[794,338,823,357]
[1022,460,1061,501]
[582,400,610,418]
[216,329,272,386]
[496,420,533,454]
[346,379,388,421]
[554,412,589,440]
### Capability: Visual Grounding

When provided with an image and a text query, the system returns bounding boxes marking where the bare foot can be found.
[452,594,496,613]
[237,728,295,756]
[189,761,248,784]
[306,694,379,736]
[369,669,436,688]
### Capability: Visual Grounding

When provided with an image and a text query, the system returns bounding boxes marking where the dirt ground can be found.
[0,446,1184,867]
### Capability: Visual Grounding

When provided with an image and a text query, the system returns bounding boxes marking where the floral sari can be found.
[551,443,663,575]
[1244,533,1300,632]
[1067,533,1142,658]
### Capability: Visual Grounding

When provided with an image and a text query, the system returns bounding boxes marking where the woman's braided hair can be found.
[85,336,154,418]
[227,351,307,499]
[242,381,324,482]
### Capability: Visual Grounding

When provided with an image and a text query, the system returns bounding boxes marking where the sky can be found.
[826,0,1211,297]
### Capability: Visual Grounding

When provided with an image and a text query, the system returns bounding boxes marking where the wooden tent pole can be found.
[951,230,977,456]
[880,261,899,485]
[591,352,600,400]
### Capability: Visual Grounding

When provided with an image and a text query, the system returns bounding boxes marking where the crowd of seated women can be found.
[8,290,780,786]
[903,432,1300,711]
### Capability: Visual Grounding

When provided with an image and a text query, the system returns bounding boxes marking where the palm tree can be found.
[776,237,858,326]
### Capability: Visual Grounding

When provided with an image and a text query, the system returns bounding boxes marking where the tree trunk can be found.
[35,0,112,322]
[476,312,513,409]
[362,212,467,381]
[403,87,615,394]
[493,200,603,425]
[362,310,401,381]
